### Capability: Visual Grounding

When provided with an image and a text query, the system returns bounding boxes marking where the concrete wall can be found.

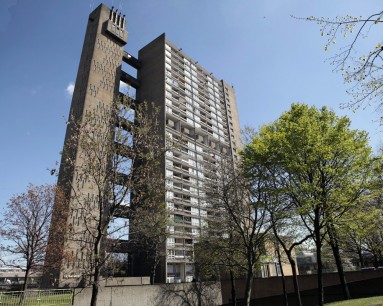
[72,271,383,305]
[221,269,383,304]
[101,277,150,286]
[74,285,158,306]
[73,282,222,306]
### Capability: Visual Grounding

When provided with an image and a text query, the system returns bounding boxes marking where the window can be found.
[190,187,198,195]
[121,191,131,206]
[167,237,175,246]
[166,191,174,199]
[166,179,173,188]
[191,218,200,226]
[166,170,173,177]
[118,104,135,122]
[186,110,193,118]
[112,185,131,206]
[192,228,200,237]
[191,207,199,215]
[108,218,129,240]
[168,250,175,259]
[174,215,183,223]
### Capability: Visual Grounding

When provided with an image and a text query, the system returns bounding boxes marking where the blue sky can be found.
[0,0,382,210]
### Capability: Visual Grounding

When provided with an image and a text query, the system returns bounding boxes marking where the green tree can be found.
[269,206,312,306]
[243,103,374,306]
[338,201,381,268]
[304,12,383,116]
[201,157,272,306]
[196,204,244,306]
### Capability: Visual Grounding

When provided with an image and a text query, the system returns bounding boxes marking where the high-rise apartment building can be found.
[135,34,242,283]
[45,3,241,286]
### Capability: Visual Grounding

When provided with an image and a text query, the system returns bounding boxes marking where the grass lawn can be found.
[326,295,383,306]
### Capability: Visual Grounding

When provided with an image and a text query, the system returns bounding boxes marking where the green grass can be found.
[326,295,383,306]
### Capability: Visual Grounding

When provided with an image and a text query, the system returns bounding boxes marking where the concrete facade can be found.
[45,4,242,287]
[133,33,243,283]
[44,3,128,287]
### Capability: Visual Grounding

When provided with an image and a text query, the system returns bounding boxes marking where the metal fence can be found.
[0,289,73,305]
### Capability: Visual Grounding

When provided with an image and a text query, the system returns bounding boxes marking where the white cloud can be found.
[66,82,75,96]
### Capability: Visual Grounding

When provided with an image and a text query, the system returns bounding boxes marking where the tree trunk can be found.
[21,266,29,292]
[150,252,157,285]
[276,247,288,306]
[197,282,202,306]
[18,266,29,306]
[378,251,383,266]
[288,254,302,306]
[315,239,324,306]
[314,211,324,306]
[90,280,99,306]
[229,268,237,306]
[327,224,350,300]
[373,253,379,268]
[244,265,254,306]
[90,237,102,306]
[357,247,364,268]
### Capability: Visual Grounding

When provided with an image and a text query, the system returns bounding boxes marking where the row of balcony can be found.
[164,81,227,122]
[165,94,227,132]
[165,47,224,94]
[165,97,229,139]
